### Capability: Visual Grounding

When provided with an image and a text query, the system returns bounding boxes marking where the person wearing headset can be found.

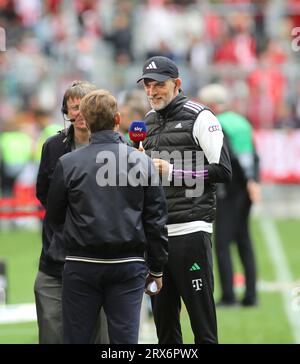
[34,80,109,344]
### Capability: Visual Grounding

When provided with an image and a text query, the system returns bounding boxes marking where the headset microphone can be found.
[129,121,147,148]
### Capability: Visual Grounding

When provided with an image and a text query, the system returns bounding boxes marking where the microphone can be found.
[63,115,76,123]
[129,121,147,148]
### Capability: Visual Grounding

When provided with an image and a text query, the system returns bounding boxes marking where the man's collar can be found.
[90,130,128,144]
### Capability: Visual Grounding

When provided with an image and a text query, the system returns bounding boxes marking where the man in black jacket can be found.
[47,89,169,344]
[137,56,232,344]
[34,81,108,344]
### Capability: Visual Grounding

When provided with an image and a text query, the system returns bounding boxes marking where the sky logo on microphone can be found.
[129,121,147,143]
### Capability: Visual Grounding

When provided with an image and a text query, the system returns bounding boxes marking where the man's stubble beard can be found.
[149,90,176,111]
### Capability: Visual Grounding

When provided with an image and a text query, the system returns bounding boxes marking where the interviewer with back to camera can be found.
[46,89,169,344]
[137,56,232,344]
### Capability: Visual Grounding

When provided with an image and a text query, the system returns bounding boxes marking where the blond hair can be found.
[80,89,118,132]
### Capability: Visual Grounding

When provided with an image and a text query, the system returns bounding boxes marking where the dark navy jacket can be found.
[47,130,168,276]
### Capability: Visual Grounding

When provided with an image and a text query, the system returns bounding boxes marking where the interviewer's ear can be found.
[174,78,182,91]
[85,120,91,132]
[114,112,121,128]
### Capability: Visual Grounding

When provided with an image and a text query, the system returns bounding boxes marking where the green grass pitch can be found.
[0,218,299,344]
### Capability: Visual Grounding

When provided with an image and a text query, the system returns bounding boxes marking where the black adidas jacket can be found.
[143,93,232,224]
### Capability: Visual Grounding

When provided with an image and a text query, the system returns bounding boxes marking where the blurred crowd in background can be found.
[1,0,300,199]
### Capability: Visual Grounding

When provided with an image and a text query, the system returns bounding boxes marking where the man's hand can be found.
[138,145,145,153]
[247,180,261,203]
[152,158,171,177]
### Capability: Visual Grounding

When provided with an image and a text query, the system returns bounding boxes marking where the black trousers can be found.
[215,188,257,303]
[62,261,147,344]
[151,231,218,344]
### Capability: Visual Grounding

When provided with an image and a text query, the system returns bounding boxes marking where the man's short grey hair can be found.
[198,84,231,107]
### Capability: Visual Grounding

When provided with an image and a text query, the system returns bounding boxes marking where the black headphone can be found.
[61,96,68,116]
